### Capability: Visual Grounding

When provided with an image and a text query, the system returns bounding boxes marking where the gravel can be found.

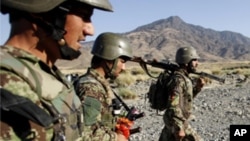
[123,74,250,141]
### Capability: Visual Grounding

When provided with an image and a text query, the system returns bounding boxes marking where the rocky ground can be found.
[122,74,250,141]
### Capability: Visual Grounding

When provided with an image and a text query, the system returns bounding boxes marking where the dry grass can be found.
[198,61,250,76]
[115,67,151,87]
[116,87,137,99]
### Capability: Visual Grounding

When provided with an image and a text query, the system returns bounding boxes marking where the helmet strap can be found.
[110,59,119,79]
[24,6,81,60]
[104,59,118,80]
[50,6,82,60]
[187,61,196,73]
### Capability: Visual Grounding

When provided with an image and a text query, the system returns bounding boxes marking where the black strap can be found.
[0,88,53,127]
[139,61,159,78]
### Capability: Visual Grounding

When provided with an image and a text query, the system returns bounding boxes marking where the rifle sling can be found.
[139,61,159,78]
[112,90,130,111]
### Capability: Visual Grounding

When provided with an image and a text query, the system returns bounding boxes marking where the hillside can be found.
[56,16,250,69]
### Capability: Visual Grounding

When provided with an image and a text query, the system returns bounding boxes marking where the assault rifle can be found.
[113,91,144,135]
[192,71,225,83]
[130,56,225,83]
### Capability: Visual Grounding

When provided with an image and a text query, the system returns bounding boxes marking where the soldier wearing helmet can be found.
[175,46,200,73]
[75,32,133,141]
[159,46,205,141]
[0,0,113,140]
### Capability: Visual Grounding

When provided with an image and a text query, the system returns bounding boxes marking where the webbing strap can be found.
[18,59,42,97]
[139,61,159,78]
[0,51,41,96]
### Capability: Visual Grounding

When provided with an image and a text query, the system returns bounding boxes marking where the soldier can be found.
[75,32,133,141]
[0,0,112,140]
[159,46,205,141]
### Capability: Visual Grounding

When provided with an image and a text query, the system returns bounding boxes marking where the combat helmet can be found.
[175,46,200,64]
[1,0,113,60]
[1,0,113,13]
[91,32,133,61]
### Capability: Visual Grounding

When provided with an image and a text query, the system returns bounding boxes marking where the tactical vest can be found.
[0,47,84,140]
[76,69,115,129]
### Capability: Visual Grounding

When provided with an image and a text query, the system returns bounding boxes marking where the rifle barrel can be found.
[194,72,225,83]
[133,112,145,120]
[127,111,145,121]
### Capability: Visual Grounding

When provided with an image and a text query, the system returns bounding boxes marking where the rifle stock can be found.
[131,56,179,71]
[131,56,225,83]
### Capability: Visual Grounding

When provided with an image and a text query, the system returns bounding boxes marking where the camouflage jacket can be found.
[76,68,117,141]
[0,46,84,141]
[163,69,200,130]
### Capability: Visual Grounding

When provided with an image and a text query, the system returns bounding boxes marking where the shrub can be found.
[117,87,137,99]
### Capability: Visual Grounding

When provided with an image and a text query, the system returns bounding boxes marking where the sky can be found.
[1,0,250,44]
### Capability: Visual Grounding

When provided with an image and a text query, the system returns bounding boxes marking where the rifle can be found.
[130,56,225,83]
[193,71,225,83]
[112,90,144,135]
[131,56,179,78]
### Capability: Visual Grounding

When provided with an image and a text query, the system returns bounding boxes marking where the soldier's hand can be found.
[175,128,185,141]
[115,117,134,139]
[196,77,205,90]
[116,133,128,141]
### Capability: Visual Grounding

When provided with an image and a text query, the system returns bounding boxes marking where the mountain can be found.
[56,16,250,69]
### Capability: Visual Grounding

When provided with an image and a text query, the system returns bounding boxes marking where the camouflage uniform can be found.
[76,68,117,141]
[159,69,203,141]
[0,46,84,141]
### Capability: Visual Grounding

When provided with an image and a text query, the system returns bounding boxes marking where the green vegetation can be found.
[117,87,137,99]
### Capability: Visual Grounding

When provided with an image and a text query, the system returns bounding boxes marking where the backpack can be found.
[147,70,186,112]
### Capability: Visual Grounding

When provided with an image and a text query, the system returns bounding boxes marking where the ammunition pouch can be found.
[83,96,101,126]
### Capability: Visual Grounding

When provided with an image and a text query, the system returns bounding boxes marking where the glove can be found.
[115,117,134,139]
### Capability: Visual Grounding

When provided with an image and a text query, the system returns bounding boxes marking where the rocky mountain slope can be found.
[126,16,250,61]
[56,16,250,69]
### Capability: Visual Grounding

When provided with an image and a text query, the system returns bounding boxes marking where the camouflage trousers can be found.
[159,123,204,141]
[82,125,117,141]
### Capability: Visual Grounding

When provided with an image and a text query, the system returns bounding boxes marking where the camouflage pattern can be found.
[159,69,203,141]
[0,45,84,141]
[76,68,117,141]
